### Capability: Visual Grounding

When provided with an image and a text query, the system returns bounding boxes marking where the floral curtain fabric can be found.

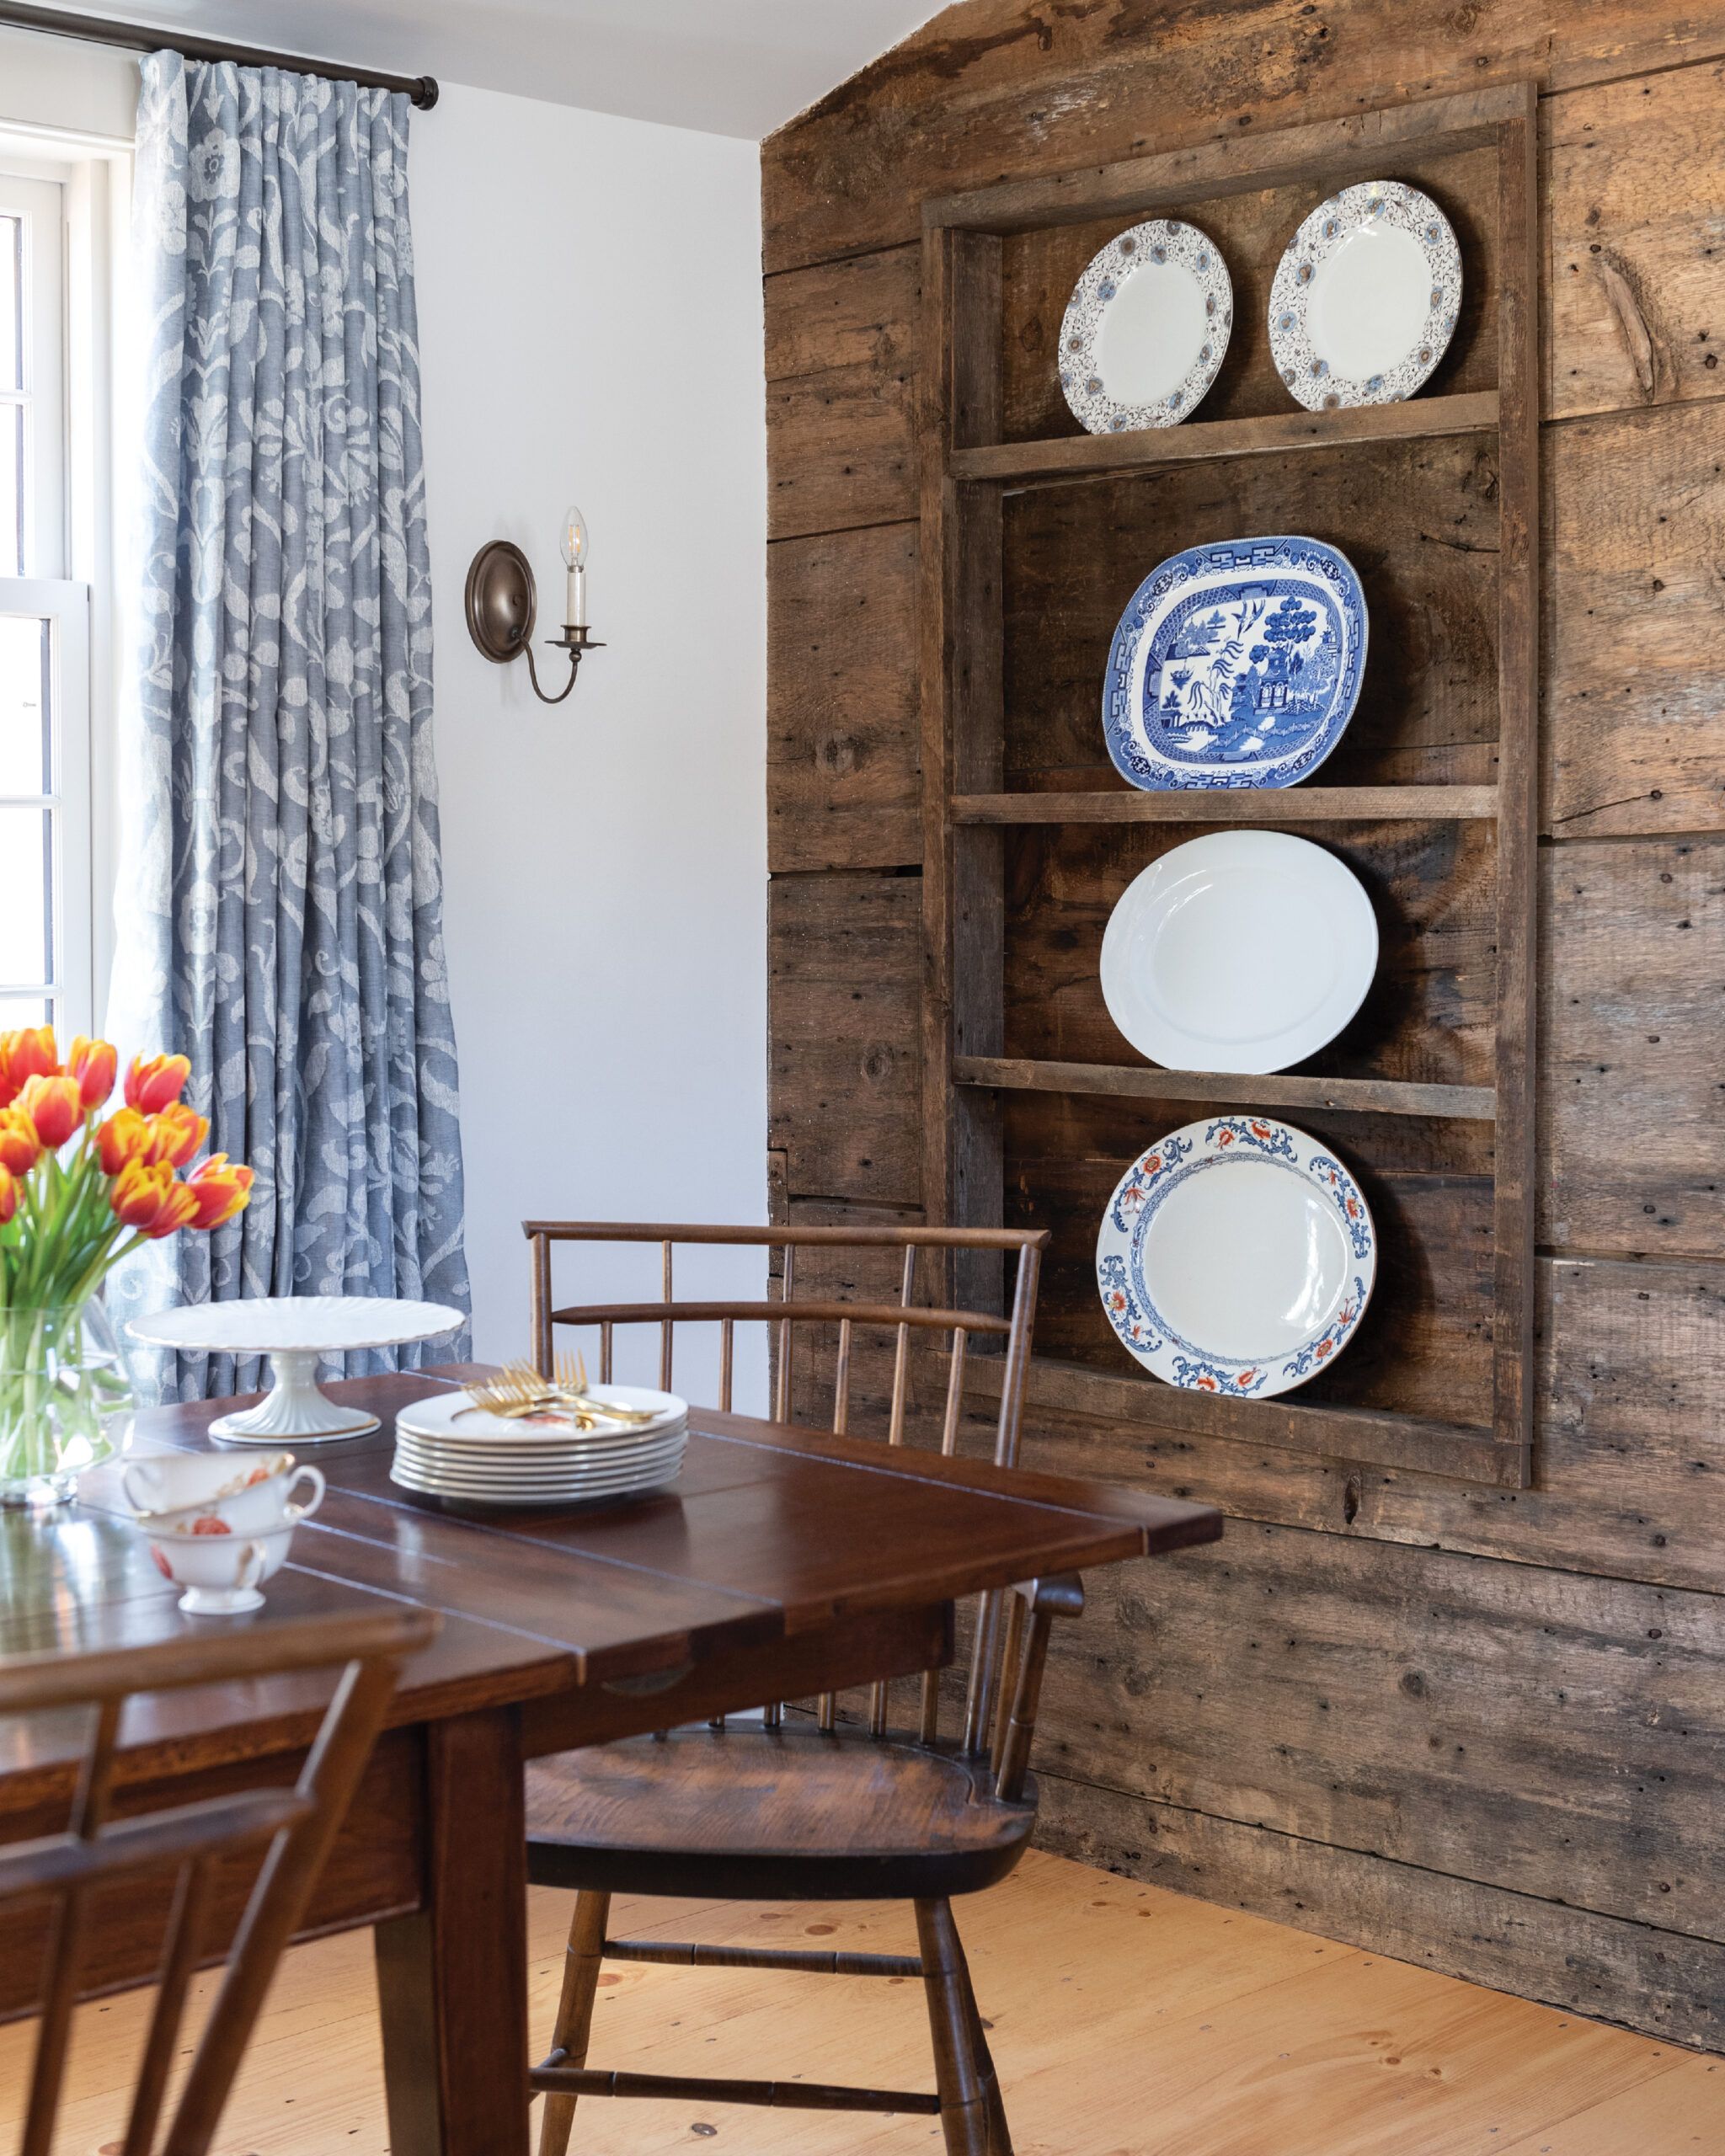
[110,52,471,1396]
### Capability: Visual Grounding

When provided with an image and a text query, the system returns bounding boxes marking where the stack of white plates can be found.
[391,1385,688,1508]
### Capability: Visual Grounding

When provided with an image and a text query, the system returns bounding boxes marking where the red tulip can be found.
[109,1159,199,1239]
[142,1101,209,1170]
[17,1074,83,1151]
[0,1164,14,1227]
[123,1053,191,1115]
[0,1026,59,1109]
[0,1107,40,1177]
[66,1036,118,1112]
[96,1107,151,1177]
[184,1154,254,1231]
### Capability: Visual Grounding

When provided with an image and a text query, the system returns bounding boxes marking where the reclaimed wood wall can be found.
[763,3,1725,2048]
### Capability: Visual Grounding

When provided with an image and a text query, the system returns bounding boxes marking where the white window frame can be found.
[0,120,129,1042]
[0,575,90,1033]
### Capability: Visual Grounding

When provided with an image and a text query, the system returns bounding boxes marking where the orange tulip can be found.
[0,1026,59,1108]
[0,1106,40,1177]
[96,1107,151,1177]
[123,1053,191,1115]
[184,1154,254,1231]
[0,1163,14,1228]
[66,1036,117,1112]
[17,1074,83,1151]
[109,1159,199,1239]
[142,1101,209,1170]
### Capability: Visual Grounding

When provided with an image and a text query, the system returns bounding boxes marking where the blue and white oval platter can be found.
[1101,534,1367,791]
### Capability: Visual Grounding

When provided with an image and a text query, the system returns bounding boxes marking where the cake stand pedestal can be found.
[127,1296,466,1444]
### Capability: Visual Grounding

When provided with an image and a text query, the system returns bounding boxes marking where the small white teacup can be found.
[147,1518,299,1615]
[124,1450,324,1540]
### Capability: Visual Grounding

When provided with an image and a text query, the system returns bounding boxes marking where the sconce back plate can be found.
[465,540,537,663]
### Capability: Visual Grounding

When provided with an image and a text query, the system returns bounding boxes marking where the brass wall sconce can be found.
[464,506,604,704]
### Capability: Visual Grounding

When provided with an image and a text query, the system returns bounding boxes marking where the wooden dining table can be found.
[0,1365,1221,2155]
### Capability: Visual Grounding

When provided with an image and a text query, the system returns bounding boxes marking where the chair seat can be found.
[525,1726,1039,1903]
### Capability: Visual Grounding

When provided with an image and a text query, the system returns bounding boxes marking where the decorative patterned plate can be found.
[1102,535,1367,791]
[1059,219,1232,434]
[1100,831,1378,1073]
[1095,1115,1376,1399]
[1268,180,1462,410]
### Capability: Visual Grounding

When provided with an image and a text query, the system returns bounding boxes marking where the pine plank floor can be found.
[4,1848,1721,2153]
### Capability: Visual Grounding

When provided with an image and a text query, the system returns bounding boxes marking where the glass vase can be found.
[0,1298,136,1509]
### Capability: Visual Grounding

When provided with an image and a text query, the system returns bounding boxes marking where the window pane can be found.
[0,216,18,394]
[0,803,51,988]
[0,613,50,793]
[0,405,19,579]
[0,992,49,1028]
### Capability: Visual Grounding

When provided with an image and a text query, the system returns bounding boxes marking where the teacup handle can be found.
[285,1464,325,1521]
[122,1460,165,1513]
[237,1541,269,1593]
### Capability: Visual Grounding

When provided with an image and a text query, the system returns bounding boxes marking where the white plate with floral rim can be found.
[1100,831,1378,1074]
[1268,179,1462,411]
[1095,1115,1376,1399]
[1059,219,1232,434]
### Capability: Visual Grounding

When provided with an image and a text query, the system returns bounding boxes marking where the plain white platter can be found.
[1100,830,1378,1075]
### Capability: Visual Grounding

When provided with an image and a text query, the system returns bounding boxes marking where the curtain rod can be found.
[0,3,439,108]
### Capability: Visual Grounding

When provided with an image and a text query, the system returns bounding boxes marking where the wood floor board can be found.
[5,1849,1716,2154]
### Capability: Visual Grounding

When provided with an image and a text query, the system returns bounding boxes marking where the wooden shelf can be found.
[951,786,1498,825]
[954,1057,1494,1122]
[921,83,1541,1488]
[950,390,1500,488]
[964,1353,1530,1490]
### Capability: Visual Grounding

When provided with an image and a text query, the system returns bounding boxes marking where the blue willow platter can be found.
[1101,534,1367,792]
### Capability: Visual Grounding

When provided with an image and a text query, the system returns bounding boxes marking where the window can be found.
[0,166,91,1038]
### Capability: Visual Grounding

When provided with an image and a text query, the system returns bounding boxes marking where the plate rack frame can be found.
[918,81,1540,1490]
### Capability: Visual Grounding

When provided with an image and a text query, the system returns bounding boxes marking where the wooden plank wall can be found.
[762,4,1725,2050]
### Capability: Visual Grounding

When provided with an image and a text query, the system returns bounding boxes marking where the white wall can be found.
[410,85,769,1388]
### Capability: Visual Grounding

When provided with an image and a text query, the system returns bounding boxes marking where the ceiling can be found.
[61,0,943,139]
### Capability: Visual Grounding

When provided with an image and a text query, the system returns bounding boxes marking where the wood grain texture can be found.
[1033,1529,1725,1940]
[1541,839,1725,1258]
[1546,401,1725,837]
[768,521,921,870]
[1000,1254,1725,1597]
[1546,62,1725,423]
[766,245,920,538]
[768,868,923,1203]
[18,1849,1714,2154]
[1036,1778,1725,2054]
[760,1,1725,273]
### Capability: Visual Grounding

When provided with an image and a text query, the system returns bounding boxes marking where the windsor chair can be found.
[521,1219,1060,2156]
[1,1603,435,2156]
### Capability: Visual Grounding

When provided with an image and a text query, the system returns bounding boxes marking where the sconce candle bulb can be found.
[561,504,589,629]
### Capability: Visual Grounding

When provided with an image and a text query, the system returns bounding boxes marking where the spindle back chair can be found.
[1,1604,435,2156]
[521,1219,1065,2155]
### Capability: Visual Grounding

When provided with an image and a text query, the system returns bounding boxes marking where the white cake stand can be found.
[128,1296,466,1444]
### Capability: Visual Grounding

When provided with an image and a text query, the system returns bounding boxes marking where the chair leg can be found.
[968,1982,1012,2155]
[916,1898,993,2156]
[537,1890,611,2156]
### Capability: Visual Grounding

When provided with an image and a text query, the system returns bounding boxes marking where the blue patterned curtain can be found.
[109,52,471,1398]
